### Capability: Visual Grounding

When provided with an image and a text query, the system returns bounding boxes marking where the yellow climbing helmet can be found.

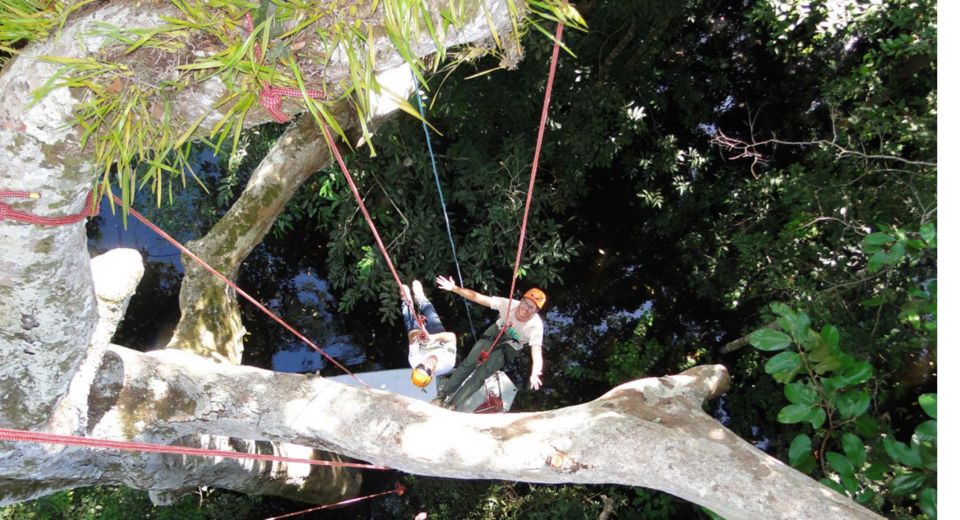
[523,288,547,310]
[411,364,433,388]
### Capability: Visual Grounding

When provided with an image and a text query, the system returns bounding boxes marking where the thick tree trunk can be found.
[167,90,401,362]
[166,112,336,363]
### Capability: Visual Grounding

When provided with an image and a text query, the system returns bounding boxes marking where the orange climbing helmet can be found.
[411,364,433,388]
[523,288,547,310]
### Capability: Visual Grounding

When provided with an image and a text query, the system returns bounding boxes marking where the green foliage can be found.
[0,486,262,520]
[15,0,585,213]
[395,477,691,520]
[748,303,936,517]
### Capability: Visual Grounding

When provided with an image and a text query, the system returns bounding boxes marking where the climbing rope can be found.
[0,428,387,470]
[2,187,368,385]
[112,194,369,387]
[0,190,99,226]
[317,119,428,339]
[265,483,405,520]
[243,13,325,124]
[479,23,564,363]
[410,72,478,341]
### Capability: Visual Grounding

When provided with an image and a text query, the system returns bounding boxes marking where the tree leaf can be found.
[821,324,839,350]
[863,232,895,252]
[855,488,876,505]
[788,433,812,466]
[867,252,888,272]
[855,415,880,438]
[790,312,811,340]
[770,302,794,319]
[883,438,923,467]
[919,393,936,419]
[765,351,801,374]
[889,473,925,496]
[919,487,937,519]
[778,403,813,424]
[919,223,936,244]
[826,451,855,477]
[913,420,936,444]
[841,361,873,385]
[842,433,867,469]
[864,459,889,481]
[836,390,870,419]
[809,407,827,429]
[819,477,845,494]
[784,382,818,406]
[749,329,793,351]
[841,473,859,494]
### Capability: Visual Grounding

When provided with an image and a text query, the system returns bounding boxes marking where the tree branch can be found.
[65,353,881,520]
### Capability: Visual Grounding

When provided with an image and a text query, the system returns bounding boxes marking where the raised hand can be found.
[435,275,456,292]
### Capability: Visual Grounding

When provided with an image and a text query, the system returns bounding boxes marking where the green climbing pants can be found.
[439,323,520,410]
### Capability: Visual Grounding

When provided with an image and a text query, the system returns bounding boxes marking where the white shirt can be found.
[489,297,544,351]
[407,335,456,376]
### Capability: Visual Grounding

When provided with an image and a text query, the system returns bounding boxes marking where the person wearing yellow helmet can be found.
[403,280,457,389]
[433,275,546,410]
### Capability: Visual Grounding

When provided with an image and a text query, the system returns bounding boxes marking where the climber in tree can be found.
[403,280,458,389]
[433,275,546,410]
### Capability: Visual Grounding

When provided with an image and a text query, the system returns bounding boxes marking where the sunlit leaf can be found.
[919,393,936,419]
[749,329,792,351]
[765,351,801,374]
[883,438,922,467]
[889,473,924,496]
[842,433,866,469]
[778,403,812,424]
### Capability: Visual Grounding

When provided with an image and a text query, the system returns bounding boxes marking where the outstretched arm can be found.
[436,275,495,308]
[529,345,544,390]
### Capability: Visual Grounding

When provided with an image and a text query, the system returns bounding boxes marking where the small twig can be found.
[817,269,887,296]
[711,129,937,172]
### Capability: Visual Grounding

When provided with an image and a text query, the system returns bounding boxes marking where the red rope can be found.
[265,483,405,520]
[317,121,428,339]
[0,428,387,470]
[0,190,99,226]
[243,13,325,124]
[240,12,423,331]
[112,194,369,387]
[480,23,564,362]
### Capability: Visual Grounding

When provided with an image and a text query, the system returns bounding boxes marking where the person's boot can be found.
[400,283,412,303]
[412,279,426,304]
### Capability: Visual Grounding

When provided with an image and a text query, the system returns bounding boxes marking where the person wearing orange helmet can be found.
[433,275,546,410]
[402,280,457,389]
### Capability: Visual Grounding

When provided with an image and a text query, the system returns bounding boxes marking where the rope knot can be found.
[477,350,489,364]
[242,13,325,123]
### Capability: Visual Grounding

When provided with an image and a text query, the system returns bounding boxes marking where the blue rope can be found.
[412,72,477,340]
